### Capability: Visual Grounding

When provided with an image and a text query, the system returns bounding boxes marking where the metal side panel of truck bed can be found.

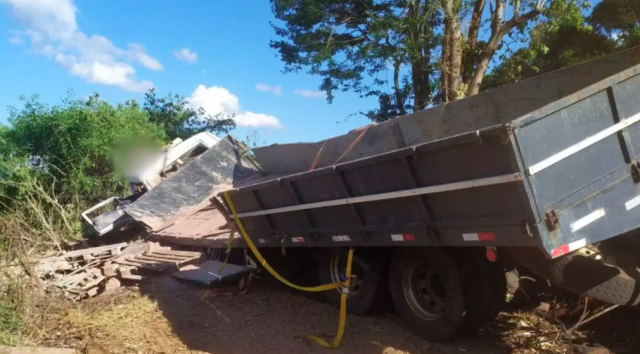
[220,62,640,259]
[253,46,640,175]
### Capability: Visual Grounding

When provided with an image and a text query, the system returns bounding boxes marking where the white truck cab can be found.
[81,132,221,236]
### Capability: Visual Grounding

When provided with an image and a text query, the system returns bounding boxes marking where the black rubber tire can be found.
[317,248,389,315]
[449,248,506,334]
[389,247,465,342]
[509,247,640,306]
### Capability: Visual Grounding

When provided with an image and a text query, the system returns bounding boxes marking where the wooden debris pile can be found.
[35,243,127,300]
[34,241,203,301]
[114,241,203,274]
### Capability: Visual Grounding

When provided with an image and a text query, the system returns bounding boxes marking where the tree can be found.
[482,24,616,90]
[2,93,166,205]
[484,0,638,90]
[589,0,640,48]
[143,88,236,141]
[270,0,576,122]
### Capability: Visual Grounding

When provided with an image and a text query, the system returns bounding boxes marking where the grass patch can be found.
[0,282,25,345]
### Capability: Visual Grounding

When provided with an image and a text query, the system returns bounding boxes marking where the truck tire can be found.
[509,247,640,306]
[450,248,506,333]
[317,248,389,315]
[388,247,465,342]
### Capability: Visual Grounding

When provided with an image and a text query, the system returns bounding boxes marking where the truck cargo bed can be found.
[221,61,640,259]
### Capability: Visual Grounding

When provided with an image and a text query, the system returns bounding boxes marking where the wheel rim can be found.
[402,261,447,320]
[329,251,364,296]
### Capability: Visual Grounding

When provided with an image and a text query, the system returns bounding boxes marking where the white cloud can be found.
[255,83,282,95]
[8,34,23,45]
[2,0,162,92]
[294,89,326,98]
[188,85,282,128]
[173,47,198,64]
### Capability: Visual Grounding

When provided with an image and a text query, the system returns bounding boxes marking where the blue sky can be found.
[0,0,375,145]
[0,0,602,146]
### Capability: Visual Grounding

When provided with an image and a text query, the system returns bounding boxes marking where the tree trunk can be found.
[467,2,543,96]
[467,49,494,95]
[393,58,407,115]
[461,0,486,89]
[412,62,429,111]
[408,0,433,111]
[440,0,463,102]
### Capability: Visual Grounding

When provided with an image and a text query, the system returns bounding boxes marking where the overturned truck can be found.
[124,47,640,341]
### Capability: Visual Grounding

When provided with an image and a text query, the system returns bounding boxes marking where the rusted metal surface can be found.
[253,122,404,175]
[148,204,243,249]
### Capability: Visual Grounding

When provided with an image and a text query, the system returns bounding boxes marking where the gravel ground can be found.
[133,275,506,354]
[26,274,639,354]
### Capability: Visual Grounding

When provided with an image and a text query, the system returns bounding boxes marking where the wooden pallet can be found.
[115,244,202,273]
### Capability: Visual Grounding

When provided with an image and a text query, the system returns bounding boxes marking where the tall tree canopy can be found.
[589,0,640,48]
[270,0,634,122]
[143,88,236,141]
[484,0,639,89]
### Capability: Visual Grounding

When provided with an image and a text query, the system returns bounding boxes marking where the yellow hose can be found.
[223,191,352,348]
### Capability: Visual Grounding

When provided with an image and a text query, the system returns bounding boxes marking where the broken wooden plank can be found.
[136,254,186,262]
[61,243,127,259]
[118,267,143,281]
[56,272,88,289]
[152,249,202,257]
[146,242,168,254]
[117,259,178,273]
[81,275,105,290]
[55,259,101,286]
[115,248,202,273]
[102,262,119,277]
[124,256,169,265]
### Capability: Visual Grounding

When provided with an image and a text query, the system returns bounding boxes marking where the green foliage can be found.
[483,24,615,90]
[3,92,166,206]
[271,0,640,121]
[270,0,439,120]
[0,285,23,345]
[590,0,640,48]
[143,88,236,141]
[0,86,236,344]
[484,0,637,91]
[269,0,585,121]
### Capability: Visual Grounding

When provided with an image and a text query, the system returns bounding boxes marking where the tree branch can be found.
[467,0,546,96]
[500,7,541,34]
[462,0,486,86]
[467,0,485,42]
[393,58,406,115]
[493,0,504,34]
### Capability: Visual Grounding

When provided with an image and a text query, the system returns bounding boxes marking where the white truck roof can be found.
[164,132,221,170]
[126,132,222,187]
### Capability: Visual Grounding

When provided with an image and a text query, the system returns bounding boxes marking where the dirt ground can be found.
[21,275,640,354]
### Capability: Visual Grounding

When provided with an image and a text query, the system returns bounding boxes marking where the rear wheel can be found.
[317,248,389,315]
[451,248,506,333]
[389,248,465,342]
